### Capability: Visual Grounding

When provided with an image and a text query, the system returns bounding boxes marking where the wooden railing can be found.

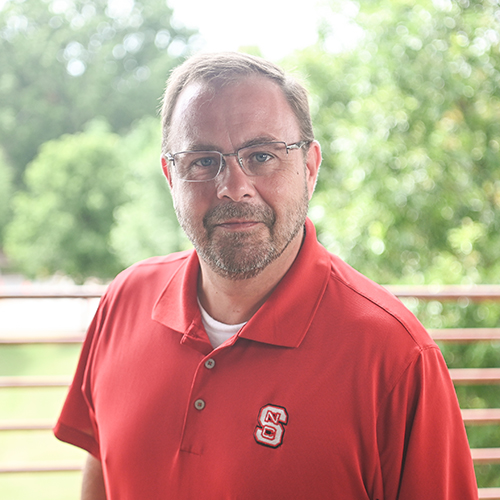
[0,284,499,498]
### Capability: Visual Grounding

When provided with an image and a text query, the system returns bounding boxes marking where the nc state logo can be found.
[254,404,288,448]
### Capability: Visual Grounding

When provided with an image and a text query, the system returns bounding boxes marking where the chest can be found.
[89,317,393,499]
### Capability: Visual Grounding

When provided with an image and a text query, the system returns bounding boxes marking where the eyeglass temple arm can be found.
[286,141,310,152]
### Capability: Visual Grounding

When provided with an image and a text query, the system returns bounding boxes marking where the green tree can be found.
[0,148,13,241]
[289,0,500,287]
[5,120,126,282]
[110,116,189,267]
[0,0,196,186]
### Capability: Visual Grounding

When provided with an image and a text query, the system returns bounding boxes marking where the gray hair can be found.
[160,52,314,153]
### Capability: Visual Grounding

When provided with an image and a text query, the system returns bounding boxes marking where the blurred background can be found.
[0,0,499,497]
[1,0,500,286]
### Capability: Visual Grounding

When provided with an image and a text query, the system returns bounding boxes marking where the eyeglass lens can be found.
[173,142,291,182]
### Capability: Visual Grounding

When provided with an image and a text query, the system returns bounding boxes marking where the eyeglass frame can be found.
[164,140,311,182]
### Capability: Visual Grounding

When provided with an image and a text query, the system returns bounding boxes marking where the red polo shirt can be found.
[54,219,478,499]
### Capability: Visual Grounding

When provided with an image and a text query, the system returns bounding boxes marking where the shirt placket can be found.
[178,350,221,455]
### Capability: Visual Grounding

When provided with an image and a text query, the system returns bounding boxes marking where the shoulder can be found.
[121,250,192,277]
[105,249,194,299]
[324,252,434,350]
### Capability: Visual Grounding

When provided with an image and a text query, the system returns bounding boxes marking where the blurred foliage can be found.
[0,149,13,244]
[3,0,499,287]
[0,0,196,186]
[4,120,126,282]
[4,117,188,281]
[0,0,196,270]
[288,0,500,286]
[109,116,189,267]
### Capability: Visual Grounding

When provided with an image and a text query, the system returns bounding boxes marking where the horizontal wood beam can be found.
[0,420,54,431]
[0,375,72,388]
[2,369,499,388]
[462,408,500,425]
[1,409,497,433]
[386,284,500,301]
[0,287,105,299]
[1,284,500,301]
[449,368,500,385]
[430,328,500,342]
[471,448,500,465]
[479,488,500,500]
[1,452,498,474]
[0,335,85,345]
[0,462,83,473]
[1,327,499,345]
[1,328,499,346]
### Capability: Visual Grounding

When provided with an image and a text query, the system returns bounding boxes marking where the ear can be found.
[305,140,322,199]
[161,155,173,188]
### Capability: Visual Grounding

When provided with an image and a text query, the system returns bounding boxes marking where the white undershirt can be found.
[198,298,247,348]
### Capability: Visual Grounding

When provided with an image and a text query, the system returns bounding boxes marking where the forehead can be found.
[168,76,301,151]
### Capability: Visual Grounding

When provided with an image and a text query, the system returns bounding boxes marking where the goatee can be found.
[174,184,309,281]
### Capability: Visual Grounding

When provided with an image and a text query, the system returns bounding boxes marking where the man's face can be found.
[162,76,319,280]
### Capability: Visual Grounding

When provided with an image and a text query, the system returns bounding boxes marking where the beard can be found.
[174,182,310,281]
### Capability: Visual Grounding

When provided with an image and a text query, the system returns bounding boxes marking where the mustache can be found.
[203,203,275,229]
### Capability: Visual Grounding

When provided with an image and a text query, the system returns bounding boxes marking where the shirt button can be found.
[194,399,206,411]
[205,359,216,369]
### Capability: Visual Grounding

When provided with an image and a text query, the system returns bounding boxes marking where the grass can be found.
[0,472,83,500]
[0,344,85,500]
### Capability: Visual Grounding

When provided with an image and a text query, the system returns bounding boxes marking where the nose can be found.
[215,155,256,202]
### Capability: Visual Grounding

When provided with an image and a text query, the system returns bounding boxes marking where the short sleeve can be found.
[53,298,106,459]
[377,346,478,499]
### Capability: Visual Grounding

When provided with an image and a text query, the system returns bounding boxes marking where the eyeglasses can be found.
[165,141,310,182]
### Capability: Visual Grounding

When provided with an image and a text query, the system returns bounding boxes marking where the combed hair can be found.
[160,52,314,153]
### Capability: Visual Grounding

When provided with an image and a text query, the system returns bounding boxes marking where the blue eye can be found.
[253,152,273,163]
[194,157,217,168]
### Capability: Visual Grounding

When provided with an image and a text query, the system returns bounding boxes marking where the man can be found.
[54,52,478,499]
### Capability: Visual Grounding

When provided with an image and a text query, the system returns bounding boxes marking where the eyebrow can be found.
[176,144,219,153]
[239,136,279,149]
[181,135,280,153]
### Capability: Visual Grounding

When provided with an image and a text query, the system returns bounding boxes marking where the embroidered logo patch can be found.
[254,404,288,448]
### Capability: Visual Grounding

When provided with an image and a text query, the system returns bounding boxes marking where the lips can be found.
[216,220,261,230]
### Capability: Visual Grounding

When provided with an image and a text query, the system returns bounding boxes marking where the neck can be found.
[197,226,304,324]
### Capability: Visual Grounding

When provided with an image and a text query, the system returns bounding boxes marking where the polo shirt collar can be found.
[152,218,331,349]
